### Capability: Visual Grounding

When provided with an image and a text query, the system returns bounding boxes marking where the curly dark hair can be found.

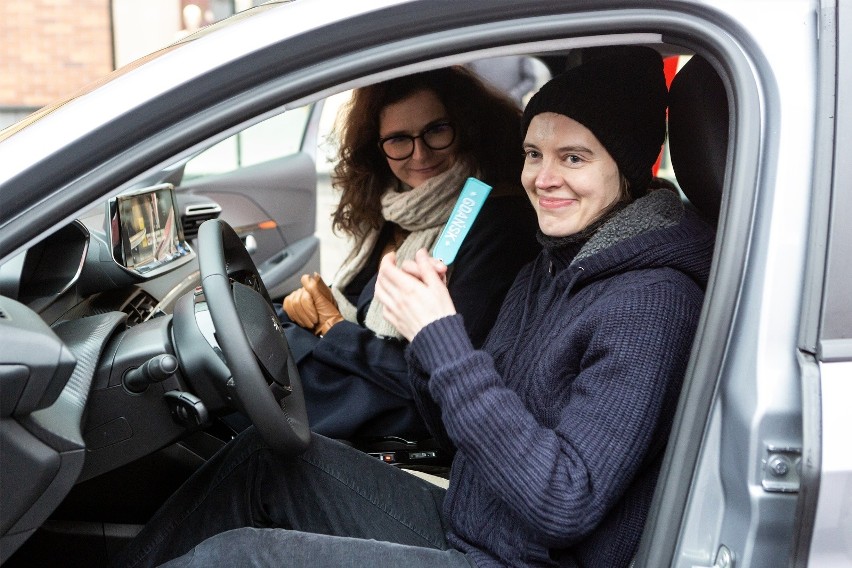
[330,66,523,241]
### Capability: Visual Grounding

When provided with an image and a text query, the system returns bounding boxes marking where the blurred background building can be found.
[0,0,264,130]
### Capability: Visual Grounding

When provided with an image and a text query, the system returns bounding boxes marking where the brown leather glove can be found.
[282,285,319,331]
[302,272,344,336]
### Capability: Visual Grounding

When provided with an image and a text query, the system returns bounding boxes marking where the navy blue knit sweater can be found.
[406,189,715,567]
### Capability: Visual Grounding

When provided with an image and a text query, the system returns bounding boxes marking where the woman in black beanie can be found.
[115,47,715,568]
[376,45,715,566]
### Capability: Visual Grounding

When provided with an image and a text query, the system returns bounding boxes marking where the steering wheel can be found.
[196,218,310,455]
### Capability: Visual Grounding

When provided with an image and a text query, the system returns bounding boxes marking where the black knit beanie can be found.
[522,46,667,198]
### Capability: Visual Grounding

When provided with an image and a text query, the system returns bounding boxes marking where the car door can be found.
[801,2,852,562]
[175,102,323,299]
[635,1,851,566]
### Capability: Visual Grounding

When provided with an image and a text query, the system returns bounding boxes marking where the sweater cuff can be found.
[409,314,474,375]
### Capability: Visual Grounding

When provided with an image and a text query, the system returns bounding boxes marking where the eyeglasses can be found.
[378,122,455,160]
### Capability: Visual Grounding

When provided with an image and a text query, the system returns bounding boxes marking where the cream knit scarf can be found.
[331,159,475,339]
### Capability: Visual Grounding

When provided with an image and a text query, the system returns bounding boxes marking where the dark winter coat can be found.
[287,192,540,439]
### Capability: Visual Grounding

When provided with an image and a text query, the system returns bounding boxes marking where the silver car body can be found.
[0,0,849,565]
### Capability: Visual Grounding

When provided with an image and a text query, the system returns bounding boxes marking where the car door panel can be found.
[176,151,319,298]
[256,234,321,300]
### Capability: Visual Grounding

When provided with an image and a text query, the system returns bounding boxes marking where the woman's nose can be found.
[410,137,433,161]
[535,162,560,190]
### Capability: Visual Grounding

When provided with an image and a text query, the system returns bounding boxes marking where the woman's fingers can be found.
[398,249,447,281]
[283,287,319,329]
[376,249,456,341]
[300,272,316,288]
[399,258,419,276]
[414,249,446,285]
[310,273,337,306]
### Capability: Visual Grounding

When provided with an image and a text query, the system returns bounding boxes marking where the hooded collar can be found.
[542,189,715,289]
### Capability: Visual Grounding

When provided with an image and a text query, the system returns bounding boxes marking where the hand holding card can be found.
[431,177,492,265]
[376,249,456,341]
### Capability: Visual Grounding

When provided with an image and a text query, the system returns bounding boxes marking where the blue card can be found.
[431,177,492,265]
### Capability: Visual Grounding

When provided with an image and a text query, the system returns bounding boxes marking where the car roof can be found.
[0,0,790,264]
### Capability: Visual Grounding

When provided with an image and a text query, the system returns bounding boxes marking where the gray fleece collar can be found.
[573,188,684,263]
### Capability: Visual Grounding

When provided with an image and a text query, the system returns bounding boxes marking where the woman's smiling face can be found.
[378,89,459,189]
[521,112,622,237]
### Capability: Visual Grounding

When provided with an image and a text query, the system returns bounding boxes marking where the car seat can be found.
[667,54,729,227]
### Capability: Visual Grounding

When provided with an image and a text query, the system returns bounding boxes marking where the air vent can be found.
[182,203,222,239]
[122,290,159,326]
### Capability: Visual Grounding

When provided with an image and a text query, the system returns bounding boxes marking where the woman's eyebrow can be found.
[556,144,594,154]
[380,117,450,138]
[522,142,595,154]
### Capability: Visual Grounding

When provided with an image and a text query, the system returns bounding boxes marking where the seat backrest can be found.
[667,55,729,227]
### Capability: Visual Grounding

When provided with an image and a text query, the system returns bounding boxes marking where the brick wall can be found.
[0,0,113,108]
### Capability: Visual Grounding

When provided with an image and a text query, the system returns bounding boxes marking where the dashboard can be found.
[0,185,226,556]
[1,185,202,328]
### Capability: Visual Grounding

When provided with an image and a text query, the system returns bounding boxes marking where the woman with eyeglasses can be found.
[278,67,540,441]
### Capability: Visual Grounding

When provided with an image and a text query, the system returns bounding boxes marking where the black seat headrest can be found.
[668,55,728,226]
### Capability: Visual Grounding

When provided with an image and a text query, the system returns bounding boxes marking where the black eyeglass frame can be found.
[378,121,456,160]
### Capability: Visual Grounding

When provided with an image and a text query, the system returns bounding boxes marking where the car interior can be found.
[1,37,731,567]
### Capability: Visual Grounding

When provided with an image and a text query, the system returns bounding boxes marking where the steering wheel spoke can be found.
[196,219,311,455]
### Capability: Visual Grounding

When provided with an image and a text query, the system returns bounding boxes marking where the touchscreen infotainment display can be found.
[111,184,190,274]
